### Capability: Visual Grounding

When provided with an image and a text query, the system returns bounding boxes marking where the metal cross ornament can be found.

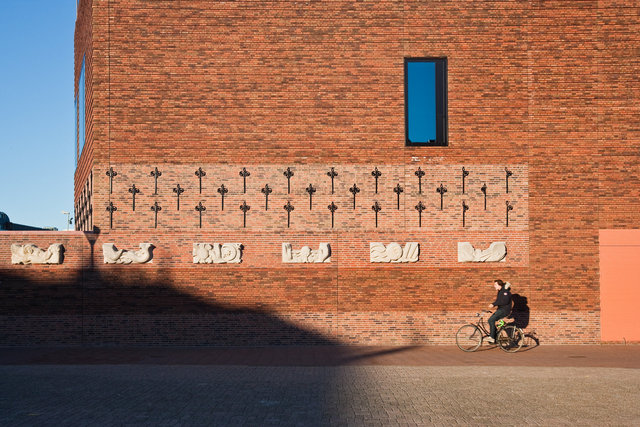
[371,167,382,194]
[150,167,162,195]
[415,201,425,227]
[436,183,448,210]
[306,183,316,210]
[106,201,117,229]
[327,167,338,194]
[481,183,487,210]
[195,202,206,228]
[284,201,294,228]
[462,167,470,194]
[415,167,425,194]
[151,201,162,228]
[462,201,469,227]
[195,167,206,194]
[505,167,513,193]
[261,184,272,210]
[128,184,140,211]
[106,167,117,194]
[328,202,337,228]
[372,201,381,228]
[240,201,250,228]
[217,184,228,211]
[393,183,403,210]
[349,183,360,209]
[239,168,250,193]
[283,167,294,194]
[506,200,514,227]
[173,184,184,210]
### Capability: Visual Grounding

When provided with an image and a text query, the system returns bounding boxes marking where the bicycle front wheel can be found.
[497,325,524,353]
[456,324,482,352]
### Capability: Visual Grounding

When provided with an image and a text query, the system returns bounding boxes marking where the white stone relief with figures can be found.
[458,242,507,262]
[282,243,331,263]
[370,242,419,263]
[193,243,243,264]
[11,243,64,265]
[103,243,154,264]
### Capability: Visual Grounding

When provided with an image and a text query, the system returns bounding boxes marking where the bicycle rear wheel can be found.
[497,325,524,353]
[456,324,482,352]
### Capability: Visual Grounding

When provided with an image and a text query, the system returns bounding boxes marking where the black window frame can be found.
[404,57,448,147]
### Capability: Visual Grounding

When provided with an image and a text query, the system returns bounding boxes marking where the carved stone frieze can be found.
[103,243,154,264]
[458,242,507,262]
[11,243,64,265]
[282,243,331,263]
[193,243,243,264]
[370,242,419,263]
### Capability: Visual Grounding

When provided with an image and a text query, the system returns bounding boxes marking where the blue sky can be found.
[0,1,76,230]
[407,61,436,143]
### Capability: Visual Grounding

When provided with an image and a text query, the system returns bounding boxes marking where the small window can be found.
[404,58,447,146]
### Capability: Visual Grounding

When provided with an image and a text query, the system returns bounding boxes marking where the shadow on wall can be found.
[0,261,338,347]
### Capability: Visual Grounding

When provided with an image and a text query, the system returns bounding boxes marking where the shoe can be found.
[485,338,495,344]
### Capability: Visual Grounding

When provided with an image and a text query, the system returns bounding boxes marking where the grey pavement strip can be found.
[0,365,638,426]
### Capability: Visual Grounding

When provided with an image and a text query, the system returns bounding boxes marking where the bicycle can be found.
[456,311,524,353]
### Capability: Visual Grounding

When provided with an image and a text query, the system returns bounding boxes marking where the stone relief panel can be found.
[193,243,243,264]
[103,243,154,264]
[11,243,64,265]
[282,243,331,263]
[458,242,507,262]
[370,242,419,263]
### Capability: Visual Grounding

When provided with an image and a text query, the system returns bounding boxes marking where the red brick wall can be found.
[29,0,637,346]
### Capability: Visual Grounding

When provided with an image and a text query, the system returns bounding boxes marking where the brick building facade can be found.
[1,0,639,345]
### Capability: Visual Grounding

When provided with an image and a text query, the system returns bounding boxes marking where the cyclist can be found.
[485,280,512,344]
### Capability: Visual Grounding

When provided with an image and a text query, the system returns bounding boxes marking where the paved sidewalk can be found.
[1,344,639,368]
[1,346,639,426]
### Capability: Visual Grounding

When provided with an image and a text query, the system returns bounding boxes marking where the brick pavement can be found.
[1,346,639,426]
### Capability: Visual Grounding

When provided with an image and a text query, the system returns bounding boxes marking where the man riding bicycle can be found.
[485,279,512,344]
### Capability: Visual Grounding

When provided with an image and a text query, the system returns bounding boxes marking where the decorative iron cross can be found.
[505,167,513,193]
[261,184,272,210]
[106,167,117,194]
[415,201,425,227]
[217,184,228,211]
[283,167,294,194]
[284,201,294,228]
[481,183,487,210]
[173,184,184,210]
[415,167,425,194]
[106,201,117,229]
[372,201,381,228]
[195,167,206,194]
[195,202,206,228]
[506,201,514,227]
[239,168,250,193]
[306,183,316,210]
[371,167,382,194]
[328,202,337,228]
[462,167,470,194]
[349,183,360,209]
[128,184,140,211]
[151,201,162,228]
[462,201,469,227]
[240,201,250,228]
[436,183,447,210]
[393,183,403,210]
[327,167,338,194]
[150,167,162,195]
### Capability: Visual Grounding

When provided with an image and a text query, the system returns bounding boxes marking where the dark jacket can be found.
[492,283,512,311]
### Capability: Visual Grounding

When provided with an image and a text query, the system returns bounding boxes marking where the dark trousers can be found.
[488,307,510,339]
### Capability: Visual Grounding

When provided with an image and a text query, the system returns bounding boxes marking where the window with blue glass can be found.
[404,58,447,146]
[78,56,86,157]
